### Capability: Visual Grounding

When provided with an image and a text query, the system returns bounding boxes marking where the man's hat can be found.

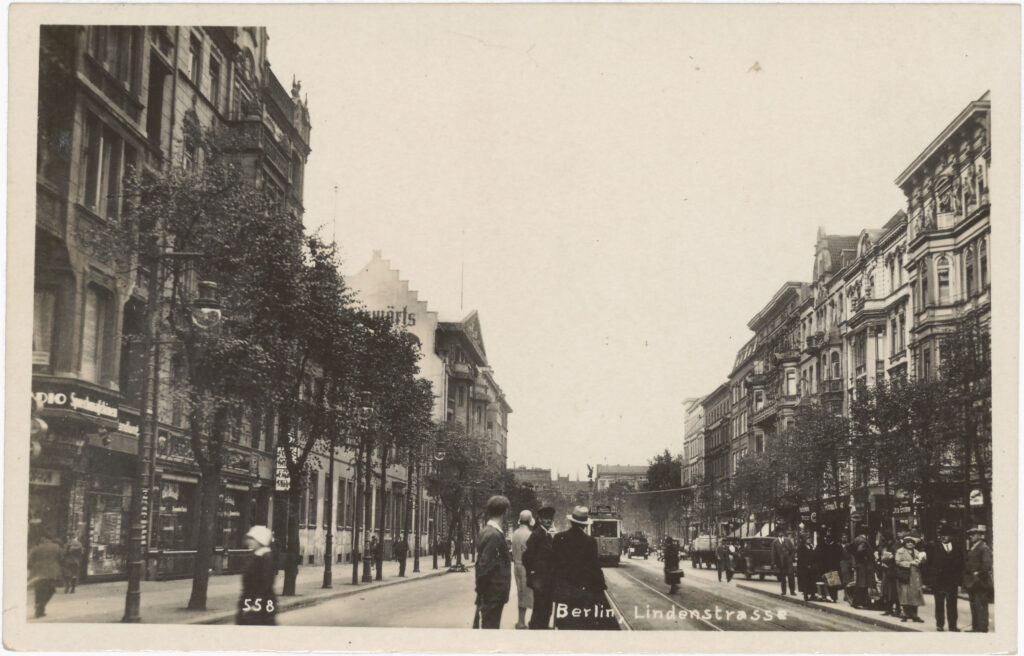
[567,506,592,526]
[536,505,556,520]
[519,509,535,525]
[966,525,987,535]
[902,534,922,545]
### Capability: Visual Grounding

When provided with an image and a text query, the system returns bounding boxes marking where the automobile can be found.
[627,534,649,559]
[739,537,778,580]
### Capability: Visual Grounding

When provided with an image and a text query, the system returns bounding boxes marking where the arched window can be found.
[785,369,797,396]
[830,351,840,381]
[980,238,988,289]
[821,353,828,379]
[965,245,976,296]
[937,256,950,304]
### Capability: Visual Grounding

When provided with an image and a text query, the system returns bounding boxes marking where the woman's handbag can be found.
[664,569,685,585]
[824,570,841,587]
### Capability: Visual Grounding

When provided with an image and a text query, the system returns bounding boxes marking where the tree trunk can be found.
[352,446,363,585]
[281,472,303,596]
[376,445,389,581]
[187,467,221,610]
[361,447,374,582]
[404,454,414,546]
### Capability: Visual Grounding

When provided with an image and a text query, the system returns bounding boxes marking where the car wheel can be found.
[745,572,752,580]
[759,575,765,580]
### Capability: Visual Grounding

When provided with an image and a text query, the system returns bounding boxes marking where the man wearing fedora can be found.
[963,525,993,632]
[524,505,557,629]
[552,506,615,630]
[926,524,965,631]
[473,495,512,629]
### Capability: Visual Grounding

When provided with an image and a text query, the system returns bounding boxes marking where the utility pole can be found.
[123,236,160,622]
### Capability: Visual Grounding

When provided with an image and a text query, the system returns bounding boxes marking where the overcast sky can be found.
[266,4,1015,480]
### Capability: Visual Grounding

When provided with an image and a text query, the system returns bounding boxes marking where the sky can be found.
[264,4,1017,480]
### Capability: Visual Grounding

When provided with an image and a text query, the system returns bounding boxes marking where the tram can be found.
[588,505,622,566]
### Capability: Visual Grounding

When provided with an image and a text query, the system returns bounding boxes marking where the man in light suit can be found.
[473,495,511,629]
[963,525,993,633]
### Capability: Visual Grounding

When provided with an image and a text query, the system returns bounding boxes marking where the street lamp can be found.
[432,447,446,570]
[359,392,375,584]
[123,238,219,623]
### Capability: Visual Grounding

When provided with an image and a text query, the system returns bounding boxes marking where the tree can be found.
[644,450,683,539]
[499,470,540,520]
[780,400,849,534]
[123,126,307,610]
[731,450,786,535]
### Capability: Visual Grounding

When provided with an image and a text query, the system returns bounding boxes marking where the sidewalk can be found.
[28,558,459,624]
[732,573,992,632]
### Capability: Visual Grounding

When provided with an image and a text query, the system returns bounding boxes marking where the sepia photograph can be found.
[4,2,1020,652]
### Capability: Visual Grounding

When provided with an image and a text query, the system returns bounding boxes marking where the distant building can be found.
[511,466,553,491]
[594,464,648,491]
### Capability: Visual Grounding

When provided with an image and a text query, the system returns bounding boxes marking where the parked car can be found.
[739,537,778,580]
[627,534,649,559]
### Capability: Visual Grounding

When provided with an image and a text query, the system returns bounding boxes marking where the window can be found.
[785,370,797,396]
[264,411,275,453]
[89,27,141,90]
[980,238,988,289]
[146,56,169,149]
[965,246,976,296]
[753,390,764,411]
[188,33,202,82]
[345,480,355,527]
[82,113,134,218]
[323,473,332,527]
[890,319,898,355]
[82,285,113,382]
[208,55,221,109]
[937,256,950,304]
[342,472,350,523]
[457,386,465,407]
[922,347,932,379]
[755,433,764,453]
[831,351,840,380]
[183,136,196,171]
[33,288,56,366]
[250,407,262,448]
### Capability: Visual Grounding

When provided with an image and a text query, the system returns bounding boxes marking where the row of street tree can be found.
[116,129,524,610]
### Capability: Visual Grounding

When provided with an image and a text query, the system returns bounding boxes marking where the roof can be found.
[881,210,907,234]
[731,335,759,374]
[895,92,990,188]
[437,310,488,366]
[595,465,648,476]
[747,282,809,331]
[826,235,859,267]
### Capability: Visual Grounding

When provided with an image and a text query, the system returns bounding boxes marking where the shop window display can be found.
[157,480,196,550]
[86,477,131,576]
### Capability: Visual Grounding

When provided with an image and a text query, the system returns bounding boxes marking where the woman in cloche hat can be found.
[236,525,279,625]
[894,534,926,623]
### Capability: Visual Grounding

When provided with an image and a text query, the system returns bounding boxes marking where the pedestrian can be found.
[838,533,855,603]
[61,533,83,594]
[963,525,993,633]
[895,534,926,623]
[236,525,278,625]
[770,530,796,596]
[796,532,820,601]
[369,535,380,576]
[663,537,682,595]
[817,533,843,602]
[552,506,616,630]
[876,534,902,617]
[927,525,964,631]
[715,539,735,582]
[511,510,535,629]
[394,537,409,577]
[27,532,62,619]
[473,495,511,629]
[373,537,384,578]
[524,505,556,629]
[850,533,875,609]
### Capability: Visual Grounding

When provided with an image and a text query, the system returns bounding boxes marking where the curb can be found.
[734,584,919,632]
[192,565,470,625]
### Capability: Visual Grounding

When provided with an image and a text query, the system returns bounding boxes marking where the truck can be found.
[689,534,719,568]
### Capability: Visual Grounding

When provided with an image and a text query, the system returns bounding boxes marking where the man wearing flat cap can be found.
[524,505,557,629]
[552,506,615,629]
[473,495,511,629]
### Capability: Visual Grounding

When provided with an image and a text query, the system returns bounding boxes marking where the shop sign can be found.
[894,505,913,515]
[33,385,118,420]
[970,489,983,506]
[275,450,290,491]
[823,501,837,511]
[30,468,62,486]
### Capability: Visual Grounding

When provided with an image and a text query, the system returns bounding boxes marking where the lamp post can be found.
[359,393,375,584]
[322,414,338,589]
[123,241,218,622]
[412,444,422,574]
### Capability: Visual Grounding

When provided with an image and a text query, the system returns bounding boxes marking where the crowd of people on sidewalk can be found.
[759,524,993,632]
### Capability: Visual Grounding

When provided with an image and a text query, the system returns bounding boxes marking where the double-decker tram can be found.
[588,505,622,566]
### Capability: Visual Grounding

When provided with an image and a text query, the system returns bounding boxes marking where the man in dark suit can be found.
[394,537,409,577]
[963,525,993,633]
[552,506,615,630]
[928,525,965,631]
[524,505,556,629]
[473,495,511,629]
[770,531,796,596]
[28,533,63,618]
